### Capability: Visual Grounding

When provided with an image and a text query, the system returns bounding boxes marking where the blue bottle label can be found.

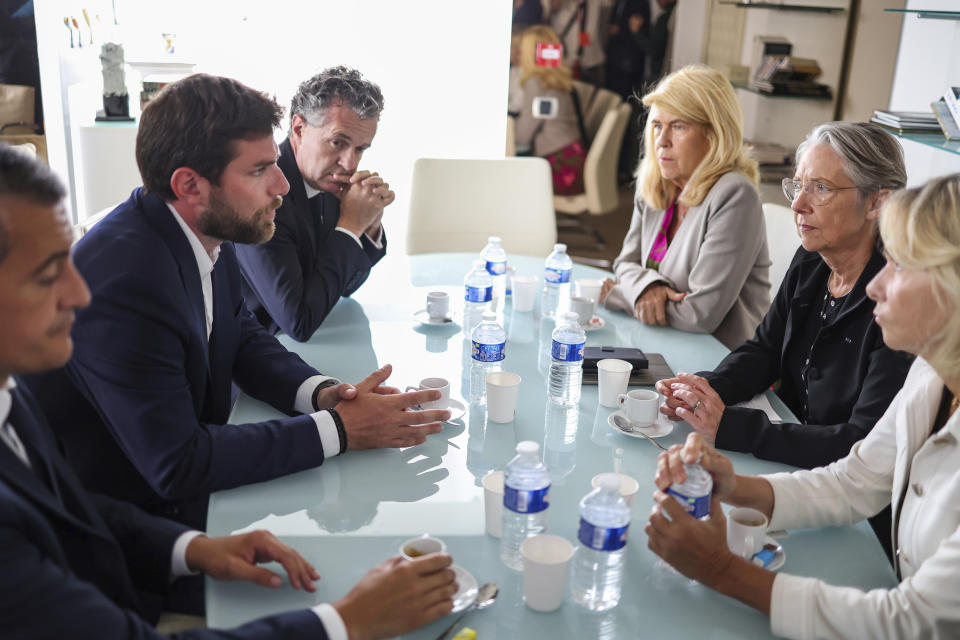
[465,285,492,303]
[503,485,550,514]
[551,339,584,362]
[578,518,629,551]
[472,341,505,362]
[544,267,571,284]
[485,260,507,276]
[666,487,711,519]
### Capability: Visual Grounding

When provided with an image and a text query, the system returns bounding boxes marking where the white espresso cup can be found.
[405,377,450,410]
[399,534,447,561]
[617,389,659,426]
[569,296,595,326]
[426,291,450,320]
[726,507,768,560]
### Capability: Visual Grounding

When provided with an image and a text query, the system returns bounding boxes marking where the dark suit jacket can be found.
[0,381,327,639]
[24,188,329,530]
[236,137,387,341]
[702,247,914,468]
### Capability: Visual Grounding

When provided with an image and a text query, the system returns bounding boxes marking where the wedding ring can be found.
[692,399,702,412]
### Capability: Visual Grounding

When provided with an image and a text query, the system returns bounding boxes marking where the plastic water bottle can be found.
[470,311,505,404]
[500,441,551,570]
[542,243,572,317]
[481,236,507,307]
[571,473,631,611]
[667,462,713,520]
[464,259,493,313]
[548,311,586,405]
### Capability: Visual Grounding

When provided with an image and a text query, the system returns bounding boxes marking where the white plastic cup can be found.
[511,275,538,312]
[591,472,640,507]
[521,534,574,612]
[426,291,450,320]
[399,534,447,560]
[483,470,504,538]
[597,359,632,408]
[569,296,595,326]
[404,377,450,411]
[617,389,659,426]
[727,507,768,560]
[486,372,521,423]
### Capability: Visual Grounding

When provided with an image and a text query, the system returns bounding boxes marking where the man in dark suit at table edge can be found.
[0,143,457,639]
[22,73,450,534]
[236,66,392,341]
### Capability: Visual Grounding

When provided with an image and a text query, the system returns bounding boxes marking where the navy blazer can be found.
[0,381,326,639]
[702,246,914,468]
[236,137,387,341]
[24,188,329,529]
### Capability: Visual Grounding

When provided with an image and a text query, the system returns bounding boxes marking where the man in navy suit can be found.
[23,74,449,531]
[0,143,456,638]
[236,66,393,341]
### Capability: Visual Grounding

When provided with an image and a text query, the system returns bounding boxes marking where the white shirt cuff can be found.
[295,375,338,414]
[365,226,384,250]
[171,530,206,577]
[311,410,344,457]
[312,603,349,640]
[770,572,816,639]
[335,226,364,249]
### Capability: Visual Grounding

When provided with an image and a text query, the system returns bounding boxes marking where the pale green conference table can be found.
[206,253,896,639]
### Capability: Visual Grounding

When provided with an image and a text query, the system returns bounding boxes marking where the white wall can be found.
[35,0,514,251]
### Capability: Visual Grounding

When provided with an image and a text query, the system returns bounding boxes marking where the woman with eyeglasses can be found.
[647,173,960,640]
[655,122,914,554]
[598,65,771,349]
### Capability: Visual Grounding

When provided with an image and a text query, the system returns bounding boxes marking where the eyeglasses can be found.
[782,178,859,205]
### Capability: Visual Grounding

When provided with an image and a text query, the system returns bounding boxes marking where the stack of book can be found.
[748,140,793,183]
[931,87,960,140]
[751,56,831,97]
[871,110,942,134]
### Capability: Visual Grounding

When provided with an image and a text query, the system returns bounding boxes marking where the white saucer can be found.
[413,309,455,326]
[607,410,674,438]
[450,565,479,613]
[754,536,786,571]
[413,398,466,423]
[582,316,606,332]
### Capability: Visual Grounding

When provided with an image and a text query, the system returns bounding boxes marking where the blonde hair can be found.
[637,65,758,209]
[880,173,960,379]
[519,25,573,92]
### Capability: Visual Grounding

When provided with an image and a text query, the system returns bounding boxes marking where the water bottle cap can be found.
[597,473,621,492]
[562,311,579,324]
[554,243,567,252]
[481,311,496,322]
[488,236,501,244]
[516,441,539,455]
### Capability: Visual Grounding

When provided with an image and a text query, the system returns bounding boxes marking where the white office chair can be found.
[762,201,801,296]
[406,157,557,256]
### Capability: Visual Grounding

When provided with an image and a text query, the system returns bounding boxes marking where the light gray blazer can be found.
[604,171,771,349]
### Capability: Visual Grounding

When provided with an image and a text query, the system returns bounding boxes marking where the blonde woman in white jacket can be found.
[646,172,960,640]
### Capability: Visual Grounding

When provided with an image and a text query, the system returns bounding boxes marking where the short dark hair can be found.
[289,66,384,129]
[136,73,284,201]
[0,144,67,264]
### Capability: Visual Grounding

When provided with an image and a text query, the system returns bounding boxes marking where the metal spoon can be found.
[613,414,668,451]
[433,581,499,640]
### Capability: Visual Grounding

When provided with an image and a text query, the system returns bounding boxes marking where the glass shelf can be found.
[884,9,960,21]
[718,2,845,13]
[733,82,833,100]
[893,131,960,156]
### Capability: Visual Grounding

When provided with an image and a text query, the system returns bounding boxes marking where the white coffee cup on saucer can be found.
[426,291,449,321]
[726,507,768,560]
[399,534,447,560]
[405,377,450,410]
[569,296,595,326]
[617,389,658,426]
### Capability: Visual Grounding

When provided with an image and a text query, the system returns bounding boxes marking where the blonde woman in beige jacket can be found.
[600,66,770,349]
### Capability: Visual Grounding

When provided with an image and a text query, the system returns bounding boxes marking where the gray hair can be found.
[796,122,907,200]
[289,66,384,128]
[0,143,67,264]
